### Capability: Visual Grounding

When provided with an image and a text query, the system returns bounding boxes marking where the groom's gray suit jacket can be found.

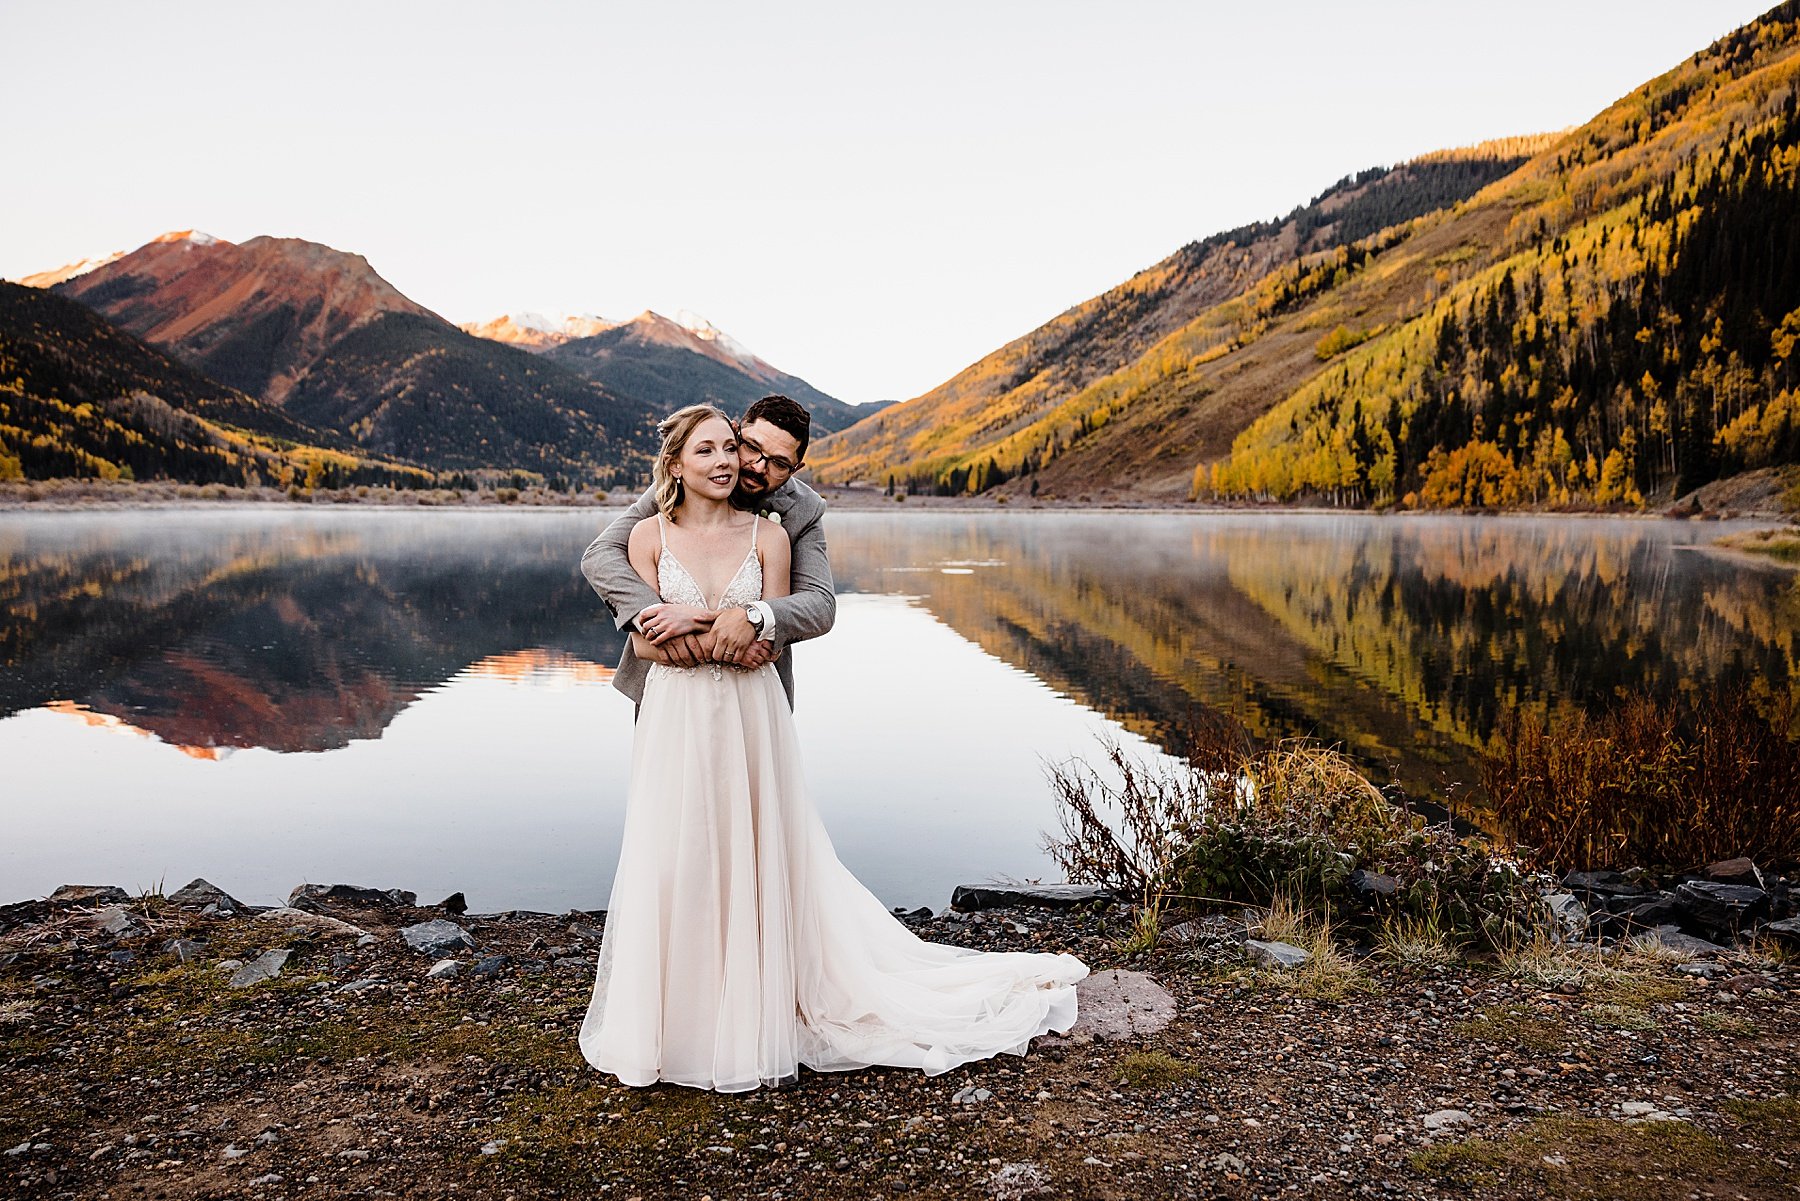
[579,477,836,709]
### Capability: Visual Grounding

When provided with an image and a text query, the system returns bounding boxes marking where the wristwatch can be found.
[744,604,765,633]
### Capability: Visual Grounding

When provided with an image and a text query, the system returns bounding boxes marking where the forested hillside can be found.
[0,282,427,487]
[806,140,1547,493]
[814,4,1800,510]
[1206,5,1800,508]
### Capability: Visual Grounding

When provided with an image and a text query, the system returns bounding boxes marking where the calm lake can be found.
[2,507,1794,913]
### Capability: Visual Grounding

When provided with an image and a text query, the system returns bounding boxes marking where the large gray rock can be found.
[92,905,145,937]
[1246,939,1313,969]
[168,878,245,913]
[1561,871,1648,900]
[1703,858,1763,888]
[1350,870,1398,900]
[1545,892,1588,936]
[1675,881,1770,933]
[0,900,46,933]
[950,883,1114,912]
[1590,893,1683,935]
[253,907,369,939]
[228,949,291,988]
[1765,916,1800,947]
[1063,968,1176,1042]
[401,919,475,956]
[164,938,208,963]
[290,884,417,909]
[47,885,130,908]
[1632,926,1728,957]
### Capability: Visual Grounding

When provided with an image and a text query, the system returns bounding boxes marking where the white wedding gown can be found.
[579,516,1089,1093]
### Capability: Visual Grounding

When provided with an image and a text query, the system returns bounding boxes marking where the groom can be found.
[581,394,836,711]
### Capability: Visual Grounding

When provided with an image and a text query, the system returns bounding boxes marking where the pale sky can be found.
[1,1,1775,403]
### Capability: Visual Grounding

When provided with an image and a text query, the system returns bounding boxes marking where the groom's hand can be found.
[710,606,759,663]
[737,640,776,669]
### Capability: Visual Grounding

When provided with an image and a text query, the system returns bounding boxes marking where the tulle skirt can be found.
[578,661,1088,1093]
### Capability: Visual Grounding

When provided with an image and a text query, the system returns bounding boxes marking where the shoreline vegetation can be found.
[2,468,1797,520]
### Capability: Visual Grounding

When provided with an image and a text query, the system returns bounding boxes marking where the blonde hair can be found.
[651,403,733,519]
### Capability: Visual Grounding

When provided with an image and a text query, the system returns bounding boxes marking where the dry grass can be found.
[1482,687,1800,871]
[1262,915,1374,1001]
[1111,889,1166,956]
[1377,914,1460,967]
[1044,726,1541,951]
[1248,892,1309,946]
[1497,931,1624,991]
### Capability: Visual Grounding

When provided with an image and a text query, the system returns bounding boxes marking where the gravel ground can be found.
[1,888,1795,1201]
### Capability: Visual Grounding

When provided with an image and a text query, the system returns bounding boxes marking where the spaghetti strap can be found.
[749,512,760,553]
[656,512,667,551]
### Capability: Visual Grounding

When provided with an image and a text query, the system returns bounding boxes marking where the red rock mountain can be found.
[53,230,435,405]
[38,231,656,480]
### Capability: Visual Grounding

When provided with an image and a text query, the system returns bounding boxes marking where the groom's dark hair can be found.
[742,394,812,463]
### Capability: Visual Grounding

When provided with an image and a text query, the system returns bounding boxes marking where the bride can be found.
[579,403,1089,1093]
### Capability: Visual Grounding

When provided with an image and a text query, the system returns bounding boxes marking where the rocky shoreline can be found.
[2,876,1797,1200]
[3,475,1795,520]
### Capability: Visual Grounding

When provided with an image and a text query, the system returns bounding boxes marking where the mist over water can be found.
[2,508,1791,911]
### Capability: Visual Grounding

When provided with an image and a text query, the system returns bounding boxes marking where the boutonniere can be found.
[759,508,782,527]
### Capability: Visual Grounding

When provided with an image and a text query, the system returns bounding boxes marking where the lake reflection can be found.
[1,508,1793,910]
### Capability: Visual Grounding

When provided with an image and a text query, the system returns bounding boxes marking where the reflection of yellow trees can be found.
[830,515,1800,804]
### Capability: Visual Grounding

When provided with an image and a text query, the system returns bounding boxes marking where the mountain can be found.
[19,248,125,289]
[50,231,437,404]
[814,4,1800,508]
[1203,6,1800,509]
[41,232,655,482]
[807,138,1552,493]
[459,311,620,350]
[464,308,886,435]
[0,280,427,487]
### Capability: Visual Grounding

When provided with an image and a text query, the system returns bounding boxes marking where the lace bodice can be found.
[655,515,764,609]
[648,515,766,682]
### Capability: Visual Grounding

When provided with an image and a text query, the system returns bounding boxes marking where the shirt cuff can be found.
[748,600,776,641]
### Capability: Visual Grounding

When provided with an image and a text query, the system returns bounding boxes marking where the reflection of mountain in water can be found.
[827,514,1800,798]
[0,514,626,753]
[4,511,1795,789]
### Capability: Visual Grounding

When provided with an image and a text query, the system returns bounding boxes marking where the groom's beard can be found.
[731,475,775,509]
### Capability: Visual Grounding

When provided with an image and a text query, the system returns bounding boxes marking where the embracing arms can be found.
[583,483,836,664]
[580,488,662,634]
[706,499,836,660]
[622,516,790,665]
[581,490,714,667]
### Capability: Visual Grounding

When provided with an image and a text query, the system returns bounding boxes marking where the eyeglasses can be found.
[739,434,797,476]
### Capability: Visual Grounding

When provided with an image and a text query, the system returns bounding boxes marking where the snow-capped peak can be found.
[459,310,622,349]
[152,229,222,247]
[18,249,126,289]
[507,310,561,335]
[674,309,757,367]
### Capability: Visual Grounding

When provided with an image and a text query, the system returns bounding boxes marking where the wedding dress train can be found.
[579,516,1088,1092]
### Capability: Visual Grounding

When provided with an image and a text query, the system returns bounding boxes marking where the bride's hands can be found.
[639,603,715,644]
